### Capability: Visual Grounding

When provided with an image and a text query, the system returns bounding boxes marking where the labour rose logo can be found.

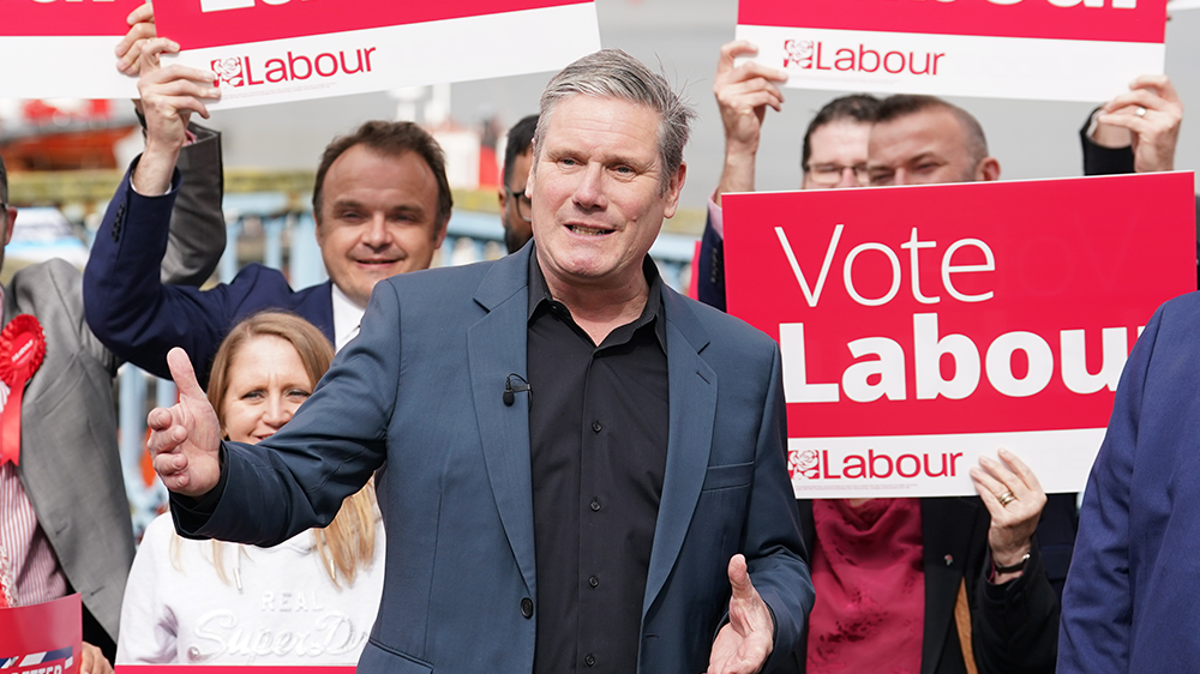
[211,57,246,87]
[783,39,814,69]
[788,448,820,480]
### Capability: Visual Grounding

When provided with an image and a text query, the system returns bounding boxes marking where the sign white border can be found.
[170,4,601,110]
[736,24,1164,103]
[788,428,1105,498]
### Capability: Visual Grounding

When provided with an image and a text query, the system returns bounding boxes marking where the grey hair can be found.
[534,49,695,194]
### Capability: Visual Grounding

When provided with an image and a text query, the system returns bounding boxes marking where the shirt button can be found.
[592,420,602,433]
[520,597,534,619]
[585,654,596,667]
[590,498,601,512]
[588,575,599,588]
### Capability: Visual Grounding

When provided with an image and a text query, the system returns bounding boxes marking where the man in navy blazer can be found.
[84,38,451,385]
[144,49,813,673]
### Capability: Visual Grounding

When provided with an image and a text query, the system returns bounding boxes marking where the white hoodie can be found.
[117,512,385,664]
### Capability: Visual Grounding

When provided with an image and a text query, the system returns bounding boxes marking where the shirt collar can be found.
[330,283,366,353]
[526,243,666,349]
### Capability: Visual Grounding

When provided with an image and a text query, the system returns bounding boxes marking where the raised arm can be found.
[85,38,255,383]
[712,40,786,208]
[698,42,786,312]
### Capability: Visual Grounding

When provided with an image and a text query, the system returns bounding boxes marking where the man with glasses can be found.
[697,42,1072,672]
[499,114,538,254]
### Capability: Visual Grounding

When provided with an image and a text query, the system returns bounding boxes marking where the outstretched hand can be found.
[147,347,222,498]
[707,554,775,674]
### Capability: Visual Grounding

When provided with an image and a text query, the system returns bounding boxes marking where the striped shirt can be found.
[0,297,68,607]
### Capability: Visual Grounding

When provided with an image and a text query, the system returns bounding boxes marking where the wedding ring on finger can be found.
[1136,106,1147,117]
[997,491,1017,507]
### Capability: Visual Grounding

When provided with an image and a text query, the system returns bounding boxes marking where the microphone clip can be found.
[503,373,532,407]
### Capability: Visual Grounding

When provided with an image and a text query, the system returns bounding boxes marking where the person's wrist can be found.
[724,138,759,160]
[990,541,1031,569]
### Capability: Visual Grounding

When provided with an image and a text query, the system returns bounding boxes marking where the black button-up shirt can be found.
[527,251,670,674]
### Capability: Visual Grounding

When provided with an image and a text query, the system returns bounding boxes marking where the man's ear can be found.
[433,218,449,250]
[313,213,326,247]
[662,162,687,220]
[4,206,16,246]
[977,157,1001,182]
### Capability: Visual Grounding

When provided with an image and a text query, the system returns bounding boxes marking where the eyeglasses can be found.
[504,186,532,223]
[805,163,870,187]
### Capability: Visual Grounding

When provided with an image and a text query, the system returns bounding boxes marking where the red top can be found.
[807,498,925,674]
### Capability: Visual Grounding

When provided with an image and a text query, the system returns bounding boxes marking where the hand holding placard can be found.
[712,40,787,205]
[970,448,1047,582]
[131,37,220,196]
[115,1,156,76]
[1096,74,1184,173]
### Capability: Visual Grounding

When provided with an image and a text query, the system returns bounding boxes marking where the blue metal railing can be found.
[118,195,697,536]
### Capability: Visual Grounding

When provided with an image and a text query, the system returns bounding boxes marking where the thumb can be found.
[728,553,752,599]
[166,347,204,401]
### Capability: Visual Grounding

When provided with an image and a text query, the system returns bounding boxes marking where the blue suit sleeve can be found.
[1057,305,1162,673]
[744,346,813,671]
[173,278,401,544]
[84,165,295,386]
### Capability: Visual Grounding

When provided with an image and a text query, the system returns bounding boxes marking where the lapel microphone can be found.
[503,373,532,407]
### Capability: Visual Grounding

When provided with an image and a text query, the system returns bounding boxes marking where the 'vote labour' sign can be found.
[153,0,601,110]
[0,0,143,98]
[735,0,1167,102]
[724,173,1196,498]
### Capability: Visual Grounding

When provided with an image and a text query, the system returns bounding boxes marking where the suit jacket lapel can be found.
[467,249,537,593]
[920,497,982,674]
[644,288,715,614]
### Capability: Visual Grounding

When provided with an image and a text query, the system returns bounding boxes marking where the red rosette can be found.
[0,314,46,465]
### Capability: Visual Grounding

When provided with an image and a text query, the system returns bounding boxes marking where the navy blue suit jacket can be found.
[173,245,814,673]
[1059,291,1200,673]
[84,169,334,387]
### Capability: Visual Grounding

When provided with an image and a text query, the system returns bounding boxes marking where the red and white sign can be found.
[724,173,1196,498]
[0,0,142,98]
[0,594,81,674]
[154,0,601,109]
[736,0,1167,102]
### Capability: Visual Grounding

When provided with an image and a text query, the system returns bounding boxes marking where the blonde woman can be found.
[117,312,383,663]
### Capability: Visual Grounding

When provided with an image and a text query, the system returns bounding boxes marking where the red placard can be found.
[0,594,81,674]
[740,0,1167,44]
[155,0,593,50]
[117,668,353,674]
[4,0,142,37]
[724,174,1195,496]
